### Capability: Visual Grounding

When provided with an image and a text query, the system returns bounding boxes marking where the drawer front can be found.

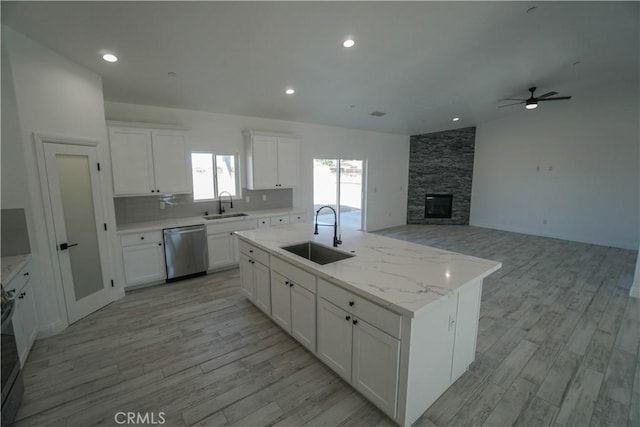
[6,265,31,294]
[207,218,257,235]
[121,231,163,247]
[257,218,271,229]
[318,278,401,339]
[270,215,290,226]
[289,213,307,223]
[271,257,316,294]
[238,240,269,266]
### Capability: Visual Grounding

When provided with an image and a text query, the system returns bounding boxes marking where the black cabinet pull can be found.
[23,272,29,276]
[158,243,162,246]
[140,236,144,240]
[345,315,351,321]
[249,249,253,253]
[289,282,293,287]
[348,301,355,307]
[352,319,358,325]
[59,242,78,250]
[285,281,289,285]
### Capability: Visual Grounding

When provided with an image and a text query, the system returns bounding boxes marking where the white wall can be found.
[470,84,639,250]
[3,26,117,335]
[104,102,410,231]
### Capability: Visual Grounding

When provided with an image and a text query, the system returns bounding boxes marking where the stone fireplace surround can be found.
[407,127,475,225]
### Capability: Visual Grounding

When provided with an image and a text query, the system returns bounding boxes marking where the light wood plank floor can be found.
[14,225,639,427]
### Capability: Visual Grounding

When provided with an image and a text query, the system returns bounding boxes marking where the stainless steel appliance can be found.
[1,292,24,426]
[163,225,208,282]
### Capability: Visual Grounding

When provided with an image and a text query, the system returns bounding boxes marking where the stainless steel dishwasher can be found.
[163,224,208,282]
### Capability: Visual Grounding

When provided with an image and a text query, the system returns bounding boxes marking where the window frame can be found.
[191,151,242,202]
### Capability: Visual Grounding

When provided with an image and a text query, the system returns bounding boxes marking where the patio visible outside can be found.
[313,159,363,232]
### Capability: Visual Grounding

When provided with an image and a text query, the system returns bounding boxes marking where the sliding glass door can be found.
[313,159,365,234]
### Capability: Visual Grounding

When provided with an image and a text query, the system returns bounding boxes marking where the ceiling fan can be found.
[499,86,572,110]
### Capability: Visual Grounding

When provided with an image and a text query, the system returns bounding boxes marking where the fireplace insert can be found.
[425,194,453,219]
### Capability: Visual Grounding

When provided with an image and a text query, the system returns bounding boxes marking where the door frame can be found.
[33,133,118,326]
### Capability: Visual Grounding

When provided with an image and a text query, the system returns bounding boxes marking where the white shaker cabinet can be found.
[238,241,271,315]
[317,297,353,381]
[244,131,299,189]
[207,233,236,270]
[120,231,165,286]
[108,124,190,196]
[7,264,38,367]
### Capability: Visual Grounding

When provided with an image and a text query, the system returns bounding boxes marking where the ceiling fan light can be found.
[525,101,538,110]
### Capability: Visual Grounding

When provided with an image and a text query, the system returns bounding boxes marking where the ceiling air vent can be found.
[369,111,387,117]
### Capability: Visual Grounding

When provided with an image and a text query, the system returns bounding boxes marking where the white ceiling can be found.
[2,1,638,135]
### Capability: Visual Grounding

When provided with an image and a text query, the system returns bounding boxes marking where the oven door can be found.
[1,300,20,406]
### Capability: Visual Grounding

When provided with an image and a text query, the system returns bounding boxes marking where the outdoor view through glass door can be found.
[313,159,364,235]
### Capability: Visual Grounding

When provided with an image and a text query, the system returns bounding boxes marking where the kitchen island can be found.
[236,223,501,426]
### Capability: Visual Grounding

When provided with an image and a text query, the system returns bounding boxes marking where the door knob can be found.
[59,242,79,250]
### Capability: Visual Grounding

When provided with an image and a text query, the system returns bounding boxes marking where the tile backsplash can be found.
[114,188,293,224]
[1,208,31,257]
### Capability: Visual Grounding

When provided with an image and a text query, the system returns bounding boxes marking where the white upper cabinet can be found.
[109,128,154,195]
[244,131,299,190]
[151,131,190,195]
[108,123,191,196]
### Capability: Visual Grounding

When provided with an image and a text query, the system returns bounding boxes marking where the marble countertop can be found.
[116,208,307,234]
[1,254,32,285]
[236,223,501,318]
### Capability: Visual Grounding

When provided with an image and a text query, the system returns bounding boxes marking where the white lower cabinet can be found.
[239,246,271,316]
[270,257,317,352]
[207,233,236,270]
[318,297,400,418]
[8,265,39,367]
[317,298,353,380]
[122,240,165,286]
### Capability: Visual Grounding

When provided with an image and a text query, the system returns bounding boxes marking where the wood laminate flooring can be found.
[14,225,639,426]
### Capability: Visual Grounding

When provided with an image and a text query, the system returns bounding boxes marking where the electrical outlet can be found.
[245,196,250,203]
[262,194,267,201]
[160,202,165,210]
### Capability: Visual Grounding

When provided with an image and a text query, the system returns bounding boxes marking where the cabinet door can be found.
[352,319,400,418]
[291,284,316,353]
[231,234,240,264]
[14,280,38,366]
[253,261,271,315]
[276,137,298,188]
[251,136,278,189]
[270,271,291,332]
[207,233,235,270]
[109,128,154,195]
[451,282,482,381]
[239,254,255,299]
[122,243,166,286]
[151,131,190,194]
[317,298,352,381]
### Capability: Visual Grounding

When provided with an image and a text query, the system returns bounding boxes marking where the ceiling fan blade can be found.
[503,98,526,101]
[538,96,572,101]
[538,91,558,99]
[498,101,524,108]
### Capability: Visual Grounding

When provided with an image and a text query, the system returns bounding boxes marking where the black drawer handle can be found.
[140,236,145,240]
[158,243,162,246]
[348,301,355,307]
[249,249,253,253]
[345,315,351,321]
[23,272,29,276]
[285,281,289,285]
[352,319,358,325]
[289,282,294,287]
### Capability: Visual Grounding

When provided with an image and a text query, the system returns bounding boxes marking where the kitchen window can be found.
[191,153,240,201]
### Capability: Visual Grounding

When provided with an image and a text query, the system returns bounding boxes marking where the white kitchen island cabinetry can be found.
[238,240,271,315]
[108,123,190,196]
[235,224,501,427]
[4,260,39,366]
[244,131,299,190]
[270,257,316,353]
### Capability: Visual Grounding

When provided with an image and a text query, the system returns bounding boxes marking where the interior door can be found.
[43,143,114,324]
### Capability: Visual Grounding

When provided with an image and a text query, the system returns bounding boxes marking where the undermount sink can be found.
[203,213,249,220]
[281,241,355,265]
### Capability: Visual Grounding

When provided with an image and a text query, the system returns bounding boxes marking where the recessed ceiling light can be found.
[343,39,355,48]
[102,53,118,63]
[452,117,460,122]
[285,88,295,95]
